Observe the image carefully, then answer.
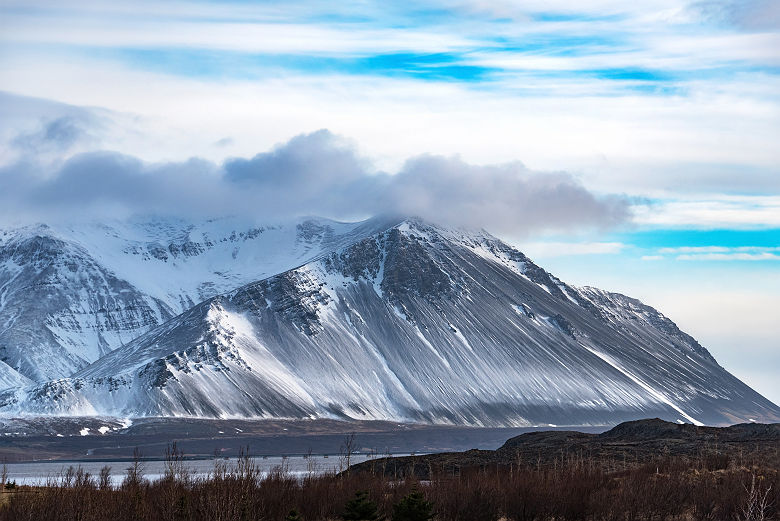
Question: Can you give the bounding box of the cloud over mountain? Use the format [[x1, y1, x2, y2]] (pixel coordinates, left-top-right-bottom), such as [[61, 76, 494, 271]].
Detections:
[[0, 127, 630, 235]]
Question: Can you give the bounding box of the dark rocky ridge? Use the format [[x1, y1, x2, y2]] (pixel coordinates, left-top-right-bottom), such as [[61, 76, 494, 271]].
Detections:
[[349, 418, 780, 478]]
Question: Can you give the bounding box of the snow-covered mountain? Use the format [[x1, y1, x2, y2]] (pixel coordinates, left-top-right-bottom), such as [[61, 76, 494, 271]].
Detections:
[[1, 217, 777, 426], [0, 216, 397, 382]]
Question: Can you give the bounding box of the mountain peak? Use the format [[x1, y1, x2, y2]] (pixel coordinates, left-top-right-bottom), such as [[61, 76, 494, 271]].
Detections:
[[1, 215, 777, 425]]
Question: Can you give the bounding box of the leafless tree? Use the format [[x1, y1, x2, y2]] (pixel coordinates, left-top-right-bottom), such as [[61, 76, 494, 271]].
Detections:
[[123, 447, 146, 489], [164, 441, 190, 484], [305, 448, 317, 478], [739, 473, 773, 521], [99, 465, 112, 490], [340, 432, 356, 474]]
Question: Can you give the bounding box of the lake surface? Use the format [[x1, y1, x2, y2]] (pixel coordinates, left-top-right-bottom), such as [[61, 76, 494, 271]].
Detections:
[[4, 454, 397, 486]]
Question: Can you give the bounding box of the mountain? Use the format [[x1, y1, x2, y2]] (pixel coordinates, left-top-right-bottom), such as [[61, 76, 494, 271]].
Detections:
[[0, 216, 397, 382], [1, 217, 777, 426]]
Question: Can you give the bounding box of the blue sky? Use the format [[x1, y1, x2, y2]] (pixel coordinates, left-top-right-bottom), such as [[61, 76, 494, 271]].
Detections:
[[0, 0, 778, 403]]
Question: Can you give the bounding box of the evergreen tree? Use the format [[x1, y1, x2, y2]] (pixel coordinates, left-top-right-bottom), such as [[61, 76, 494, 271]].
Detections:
[[342, 490, 382, 521], [285, 509, 303, 521], [392, 488, 434, 521]]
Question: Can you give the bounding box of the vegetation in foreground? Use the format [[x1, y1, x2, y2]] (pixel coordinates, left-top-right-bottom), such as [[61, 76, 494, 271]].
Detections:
[[0, 443, 777, 521]]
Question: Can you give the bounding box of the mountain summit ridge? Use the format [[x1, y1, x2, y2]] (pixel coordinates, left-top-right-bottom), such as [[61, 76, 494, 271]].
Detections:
[[0, 213, 780, 426], [0, 215, 776, 426]]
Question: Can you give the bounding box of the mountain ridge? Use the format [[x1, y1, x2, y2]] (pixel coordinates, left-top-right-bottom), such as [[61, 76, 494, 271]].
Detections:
[[1, 216, 776, 426], [0, 215, 402, 382]]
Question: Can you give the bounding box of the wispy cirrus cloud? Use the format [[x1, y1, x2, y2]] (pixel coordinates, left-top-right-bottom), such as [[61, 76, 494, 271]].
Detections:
[[1, 0, 778, 195], [676, 252, 780, 261], [666, 246, 780, 261], [632, 197, 780, 229], [692, 0, 780, 30], [639, 246, 780, 261], [658, 245, 780, 253]]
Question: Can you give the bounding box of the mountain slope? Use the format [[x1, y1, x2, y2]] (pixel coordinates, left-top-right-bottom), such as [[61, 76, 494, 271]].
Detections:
[[0, 216, 397, 382], [3, 218, 777, 426]]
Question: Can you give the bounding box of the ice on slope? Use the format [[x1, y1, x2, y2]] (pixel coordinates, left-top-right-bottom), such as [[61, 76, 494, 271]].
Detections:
[[0, 361, 31, 390]]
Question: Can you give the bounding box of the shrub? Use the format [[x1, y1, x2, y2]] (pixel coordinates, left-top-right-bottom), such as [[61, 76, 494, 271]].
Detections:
[[342, 490, 382, 521], [392, 488, 434, 521], [285, 509, 303, 521]]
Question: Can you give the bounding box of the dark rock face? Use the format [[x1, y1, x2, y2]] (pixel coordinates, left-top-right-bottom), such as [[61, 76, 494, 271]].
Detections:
[[296, 220, 334, 245], [549, 314, 577, 338], [232, 271, 331, 335], [596, 417, 701, 441], [324, 237, 382, 282], [380, 229, 452, 302]]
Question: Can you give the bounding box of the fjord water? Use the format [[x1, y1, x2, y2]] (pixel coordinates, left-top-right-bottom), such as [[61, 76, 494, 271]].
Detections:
[[4, 454, 387, 487]]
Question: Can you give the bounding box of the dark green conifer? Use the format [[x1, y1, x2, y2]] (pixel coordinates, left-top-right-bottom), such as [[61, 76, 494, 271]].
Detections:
[[285, 509, 303, 521], [342, 490, 382, 520], [392, 488, 434, 521]]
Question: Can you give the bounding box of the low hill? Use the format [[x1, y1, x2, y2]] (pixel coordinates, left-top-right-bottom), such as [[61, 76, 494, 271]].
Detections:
[[349, 418, 780, 478]]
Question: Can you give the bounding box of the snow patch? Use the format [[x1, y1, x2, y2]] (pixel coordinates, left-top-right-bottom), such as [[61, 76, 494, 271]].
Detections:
[[582, 345, 704, 426]]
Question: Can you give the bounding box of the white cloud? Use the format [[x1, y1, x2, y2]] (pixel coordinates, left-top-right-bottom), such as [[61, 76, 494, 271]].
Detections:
[[0, 15, 477, 56], [659, 246, 780, 254], [2, 55, 777, 190], [642, 246, 780, 262], [514, 241, 626, 258], [632, 196, 780, 229], [692, 0, 780, 30], [0, 125, 631, 234], [676, 252, 780, 261], [1, 0, 779, 191]]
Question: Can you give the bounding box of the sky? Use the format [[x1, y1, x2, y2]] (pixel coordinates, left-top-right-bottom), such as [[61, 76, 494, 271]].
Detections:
[[0, 0, 778, 404]]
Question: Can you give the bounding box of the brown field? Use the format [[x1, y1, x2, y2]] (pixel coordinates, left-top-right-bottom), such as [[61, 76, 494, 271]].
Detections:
[[0, 442, 776, 521]]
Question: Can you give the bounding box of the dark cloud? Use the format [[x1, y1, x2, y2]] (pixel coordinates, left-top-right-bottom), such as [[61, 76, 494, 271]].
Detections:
[[224, 130, 371, 197], [12, 115, 89, 152], [26, 152, 225, 219], [386, 155, 629, 233], [0, 129, 631, 235], [3, 92, 107, 155]]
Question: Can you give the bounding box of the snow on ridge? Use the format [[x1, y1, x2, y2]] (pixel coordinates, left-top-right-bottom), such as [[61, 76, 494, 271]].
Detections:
[[0, 215, 404, 383], [1, 215, 777, 425]]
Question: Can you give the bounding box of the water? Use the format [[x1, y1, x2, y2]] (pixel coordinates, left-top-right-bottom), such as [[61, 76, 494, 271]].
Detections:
[[3, 454, 395, 486]]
